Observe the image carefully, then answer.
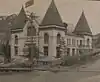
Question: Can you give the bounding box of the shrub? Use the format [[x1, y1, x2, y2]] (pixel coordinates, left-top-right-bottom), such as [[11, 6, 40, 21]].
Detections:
[[61, 52, 99, 66], [62, 55, 79, 66]]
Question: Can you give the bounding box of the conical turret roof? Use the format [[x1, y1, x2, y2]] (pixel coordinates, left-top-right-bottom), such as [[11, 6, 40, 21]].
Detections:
[[11, 6, 27, 30], [73, 11, 92, 35], [40, 0, 64, 26]]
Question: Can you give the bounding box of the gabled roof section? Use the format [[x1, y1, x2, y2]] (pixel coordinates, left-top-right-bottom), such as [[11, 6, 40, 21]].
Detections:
[[40, 0, 64, 26], [73, 11, 92, 35], [11, 6, 27, 30]]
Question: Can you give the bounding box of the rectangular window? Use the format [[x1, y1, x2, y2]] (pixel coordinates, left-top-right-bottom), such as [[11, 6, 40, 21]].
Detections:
[[56, 47, 60, 58], [15, 39, 18, 44], [77, 40, 78, 46], [72, 48, 75, 56], [44, 46, 48, 56], [80, 40, 82, 46], [44, 39, 48, 44], [72, 39, 75, 46], [14, 46, 18, 55], [67, 39, 69, 45], [67, 38, 71, 45], [15, 35, 18, 45], [44, 33, 49, 44], [69, 39, 71, 45], [67, 48, 70, 56]]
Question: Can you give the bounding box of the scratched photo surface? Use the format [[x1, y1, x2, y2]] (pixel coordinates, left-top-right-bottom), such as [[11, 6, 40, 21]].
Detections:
[[0, 0, 100, 82]]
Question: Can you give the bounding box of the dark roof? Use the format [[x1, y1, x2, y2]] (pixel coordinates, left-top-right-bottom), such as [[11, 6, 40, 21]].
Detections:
[[40, 0, 64, 26], [73, 11, 92, 36], [0, 20, 8, 32], [0, 19, 11, 41], [11, 6, 27, 30]]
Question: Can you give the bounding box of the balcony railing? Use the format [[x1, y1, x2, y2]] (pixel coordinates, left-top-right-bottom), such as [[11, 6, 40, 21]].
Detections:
[[78, 45, 90, 49], [25, 36, 37, 44]]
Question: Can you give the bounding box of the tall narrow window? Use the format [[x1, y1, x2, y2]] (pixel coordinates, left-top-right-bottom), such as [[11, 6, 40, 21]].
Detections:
[[15, 35, 18, 45], [27, 26, 36, 36], [87, 38, 90, 46], [77, 40, 78, 46], [72, 48, 75, 56], [72, 39, 75, 46], [56, 47, 60, 58], [67, 48, 70, 56], [44, 46, 48, 56], [14, 46, 18, 55], [44, 33, 49, 44], [57, 33, 61, 44], [67, 39, 69, 45], [69, 39, 71, 45], [67, 38, 71, 45], [80, 40, 82, 46]]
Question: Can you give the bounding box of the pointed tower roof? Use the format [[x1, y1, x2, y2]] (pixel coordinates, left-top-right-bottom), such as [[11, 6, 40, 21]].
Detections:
[[11, 6, 27, 30], [73, 11, 92, 35], [40, 0, 64, 26]]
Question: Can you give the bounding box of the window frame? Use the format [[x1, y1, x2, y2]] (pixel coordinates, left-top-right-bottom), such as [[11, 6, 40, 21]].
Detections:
[[15, 35, 18, 45], [44, 33, 49, 44]]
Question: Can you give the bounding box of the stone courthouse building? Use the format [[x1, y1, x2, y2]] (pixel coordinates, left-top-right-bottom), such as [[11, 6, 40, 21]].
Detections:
[[10, 0, 93, 58]]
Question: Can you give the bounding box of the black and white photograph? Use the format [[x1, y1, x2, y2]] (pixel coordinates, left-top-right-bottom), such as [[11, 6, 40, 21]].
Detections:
[[0, 0, 100, 82]]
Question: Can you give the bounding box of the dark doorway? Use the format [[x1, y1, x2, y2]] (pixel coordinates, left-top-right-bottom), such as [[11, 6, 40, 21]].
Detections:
[[72, 48, 75, 56]]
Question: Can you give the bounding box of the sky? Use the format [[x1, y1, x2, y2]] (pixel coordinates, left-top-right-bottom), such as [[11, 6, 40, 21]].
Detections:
[[0, 0, 100, 35]]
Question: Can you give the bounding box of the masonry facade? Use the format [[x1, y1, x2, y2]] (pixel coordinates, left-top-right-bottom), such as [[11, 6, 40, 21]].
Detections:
[[10, 0, 92, 58]]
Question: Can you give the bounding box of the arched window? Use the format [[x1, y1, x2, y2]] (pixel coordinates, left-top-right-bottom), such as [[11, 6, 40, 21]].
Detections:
[[27, 26, 36, 36], [57, 33, 61, 44], [44, 33, 49, 44], [87, 38, 90, 46], [15, 35, 18, 44]]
